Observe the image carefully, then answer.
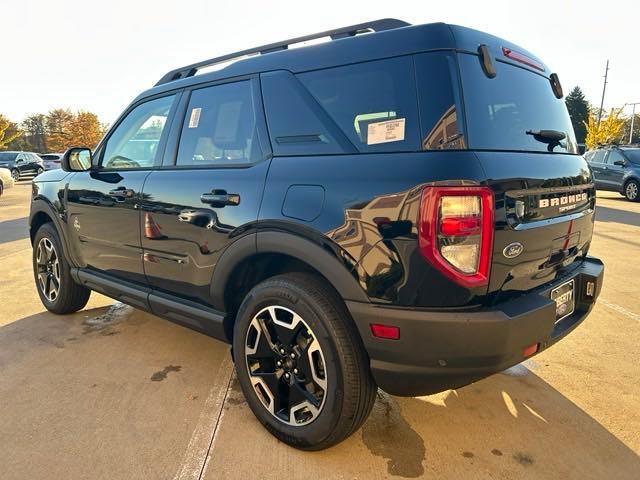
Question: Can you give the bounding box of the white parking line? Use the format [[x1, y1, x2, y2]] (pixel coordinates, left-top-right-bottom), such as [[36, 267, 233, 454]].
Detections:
[[599, 298, 640, 323], [173, 353, 234, 480]]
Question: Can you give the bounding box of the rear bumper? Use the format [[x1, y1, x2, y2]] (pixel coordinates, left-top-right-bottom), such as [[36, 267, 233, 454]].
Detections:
[[347, 256, 604, 396]]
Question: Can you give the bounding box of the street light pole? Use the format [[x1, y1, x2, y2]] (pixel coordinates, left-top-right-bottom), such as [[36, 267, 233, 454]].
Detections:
[[629, 103, 640, 144], [597, 60, 609, 127]]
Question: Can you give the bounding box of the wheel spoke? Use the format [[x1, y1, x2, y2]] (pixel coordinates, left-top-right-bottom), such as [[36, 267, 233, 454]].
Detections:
[[245, 305, 328, 427], [272, 320, 305, 349], [44, 275, 52, 297]]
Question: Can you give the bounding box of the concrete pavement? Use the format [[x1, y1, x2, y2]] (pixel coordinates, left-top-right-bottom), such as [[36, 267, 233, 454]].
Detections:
[[0, 182, 638, 479]]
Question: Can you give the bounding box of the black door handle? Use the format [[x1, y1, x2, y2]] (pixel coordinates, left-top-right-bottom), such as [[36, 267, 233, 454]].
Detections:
[[201, 190, 240, 207], [108, 187, 135, 198]]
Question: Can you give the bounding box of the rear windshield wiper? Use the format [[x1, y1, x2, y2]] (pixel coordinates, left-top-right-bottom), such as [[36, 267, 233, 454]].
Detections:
[[526, 129, 566, 152]]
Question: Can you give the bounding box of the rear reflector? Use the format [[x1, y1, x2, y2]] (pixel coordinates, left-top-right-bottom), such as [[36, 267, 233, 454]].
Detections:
[[523, 343, 539, 358], [370, 324, 400, 340]]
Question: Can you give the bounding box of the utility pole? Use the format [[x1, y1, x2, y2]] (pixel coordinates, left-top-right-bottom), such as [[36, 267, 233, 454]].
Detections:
[[597, 60, 609, 127], [629, 102, 640, 144]]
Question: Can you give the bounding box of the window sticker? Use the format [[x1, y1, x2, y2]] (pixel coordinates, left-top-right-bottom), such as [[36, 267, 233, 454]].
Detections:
[[188, 107, 202, 128], [367, 118, 405, 145]]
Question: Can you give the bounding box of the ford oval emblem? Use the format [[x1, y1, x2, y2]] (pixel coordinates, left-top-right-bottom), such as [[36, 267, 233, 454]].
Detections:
[[503, 242, 524, 259]]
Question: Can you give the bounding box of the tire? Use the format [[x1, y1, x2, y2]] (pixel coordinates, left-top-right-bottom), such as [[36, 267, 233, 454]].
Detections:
[[0, 181, 3, 197], [233, 272, 376, 450], [36, 167, 44, 176], [33, 222, 91, 314], [624, 179, 640, 202], [11, 169, 20, 182]]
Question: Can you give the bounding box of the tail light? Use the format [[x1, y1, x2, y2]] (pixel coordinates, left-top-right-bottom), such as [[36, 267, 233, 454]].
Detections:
[[418, 186, 494, 288]]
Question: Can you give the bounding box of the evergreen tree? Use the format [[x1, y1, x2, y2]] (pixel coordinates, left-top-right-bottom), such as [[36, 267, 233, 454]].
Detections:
[[565, 86, 590, 144]]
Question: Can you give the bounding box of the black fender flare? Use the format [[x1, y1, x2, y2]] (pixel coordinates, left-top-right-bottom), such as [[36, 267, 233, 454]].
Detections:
[[29, 197, 79, 267], [209, 230, 370, 311]]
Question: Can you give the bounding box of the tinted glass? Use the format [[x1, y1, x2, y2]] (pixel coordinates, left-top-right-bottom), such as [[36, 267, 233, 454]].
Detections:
[[176, 81, 261, 166], [299, 56, 420, 152], [0, 152, 18, 162], [459, 53, 577, 154], [623, 149, 640, 164], [606, 150, 625, 165], [102, 94, 175, 169], [591, 150, 606, 163], [41, 154, 61, 160], [414, 52, 464, 150], [261, 70, 348, 156]]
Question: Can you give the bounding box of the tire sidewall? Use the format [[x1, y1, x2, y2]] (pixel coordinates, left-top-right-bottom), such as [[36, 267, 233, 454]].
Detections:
[[233, 279, 346, 447], [625, 180, 640, 202], [11, 169, 19, 182], [33, 223, 69, 311]]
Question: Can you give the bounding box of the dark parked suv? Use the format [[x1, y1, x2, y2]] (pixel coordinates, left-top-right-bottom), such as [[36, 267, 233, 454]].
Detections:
[[0, 151, 44, 181], [585, 145, 640, 201], [30, 19, 604, 449]]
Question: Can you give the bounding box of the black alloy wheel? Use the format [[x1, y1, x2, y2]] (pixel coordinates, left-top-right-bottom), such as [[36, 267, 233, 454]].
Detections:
[[233, 273, 376, 450], [245, 305, 328, 426]]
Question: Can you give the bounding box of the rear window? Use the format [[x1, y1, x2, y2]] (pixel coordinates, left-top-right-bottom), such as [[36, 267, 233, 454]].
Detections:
[[298, 56, 420, 152], [458, 53, 577, 154]]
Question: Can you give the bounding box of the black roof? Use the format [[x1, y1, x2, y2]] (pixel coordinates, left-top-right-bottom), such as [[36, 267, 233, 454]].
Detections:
[[134, 20, 549, 102]]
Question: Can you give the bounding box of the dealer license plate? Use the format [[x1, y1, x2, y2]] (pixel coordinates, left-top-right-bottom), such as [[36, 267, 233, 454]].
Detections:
[[551, 280, 575, 323]]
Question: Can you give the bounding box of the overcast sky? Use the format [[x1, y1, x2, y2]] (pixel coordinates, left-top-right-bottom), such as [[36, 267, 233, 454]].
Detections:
[[3, 0, 638, 125]]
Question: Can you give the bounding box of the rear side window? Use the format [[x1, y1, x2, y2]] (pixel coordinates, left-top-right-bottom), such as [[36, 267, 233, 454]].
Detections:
[[176, 81, 262, 166], [590, 150, 606, 163], [414, 52, 465, 150], [298, 56, 420, 152]]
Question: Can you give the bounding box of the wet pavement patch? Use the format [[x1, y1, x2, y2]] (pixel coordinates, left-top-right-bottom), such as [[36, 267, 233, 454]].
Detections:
[[362, 391, 426, 478], [513, 452, 534, 466], [150, 365, 182, 382], [82, 303, 133, 334]]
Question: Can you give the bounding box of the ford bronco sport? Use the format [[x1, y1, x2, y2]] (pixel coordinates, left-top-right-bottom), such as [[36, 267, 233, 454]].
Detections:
[[30, 19, 604, 449]]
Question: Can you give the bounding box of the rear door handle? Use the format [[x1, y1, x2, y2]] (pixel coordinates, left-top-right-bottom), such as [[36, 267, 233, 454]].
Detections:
[[200, 190, 240, 207]]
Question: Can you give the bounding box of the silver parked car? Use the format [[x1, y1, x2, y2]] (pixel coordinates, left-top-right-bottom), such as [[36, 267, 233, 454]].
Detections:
[[0, 167, 15, 196]]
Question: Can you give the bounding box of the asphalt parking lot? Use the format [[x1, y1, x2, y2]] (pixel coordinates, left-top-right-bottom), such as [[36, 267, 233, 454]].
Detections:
[[0, 181, 638, 480]]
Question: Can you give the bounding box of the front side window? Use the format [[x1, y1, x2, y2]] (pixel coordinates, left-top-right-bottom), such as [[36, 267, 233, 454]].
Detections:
[[606, 150, 625, 165], [101, 95, 175, 169], [176, 81, 261, 166], [298, 56, 420, 152]]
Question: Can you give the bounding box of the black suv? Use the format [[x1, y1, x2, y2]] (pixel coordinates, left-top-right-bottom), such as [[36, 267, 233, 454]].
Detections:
[[0, 151, 45, 181], [30, 20, 604, 449], [585, 145, 640, 201]]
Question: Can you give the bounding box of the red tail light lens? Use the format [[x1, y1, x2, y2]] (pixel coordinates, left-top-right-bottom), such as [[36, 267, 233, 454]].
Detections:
[[502, 47, 545, 72], [418, 186, 494, 288]]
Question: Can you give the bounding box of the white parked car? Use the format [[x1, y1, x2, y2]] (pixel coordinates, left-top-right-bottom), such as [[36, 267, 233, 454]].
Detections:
[[0, 167, 15, 196], [40, 153, 64, 171]]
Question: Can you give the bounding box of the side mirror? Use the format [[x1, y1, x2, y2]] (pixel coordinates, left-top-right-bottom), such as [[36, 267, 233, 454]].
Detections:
[[61, 147, 93, 172], [614, 160, 626, 167]]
